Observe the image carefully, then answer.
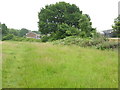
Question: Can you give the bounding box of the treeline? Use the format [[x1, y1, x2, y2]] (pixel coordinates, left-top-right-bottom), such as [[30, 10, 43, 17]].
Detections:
[[0, 23, 40, 41]]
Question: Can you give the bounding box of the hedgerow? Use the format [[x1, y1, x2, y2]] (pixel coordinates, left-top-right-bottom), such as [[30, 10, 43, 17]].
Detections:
[[52, 36, 119, 50]]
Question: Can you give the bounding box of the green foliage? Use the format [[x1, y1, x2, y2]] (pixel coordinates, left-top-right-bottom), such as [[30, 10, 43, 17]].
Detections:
[[12, 36, 25, 41], [2, 34, 14, 41], [19, 28, 29, 37], [58, 23, 80, 36], [39, 2, 81, 30], [9, 28, 19, 36], [78, 14, 96, 37], [40, 23, 80, 42], [0, 23, 17, 40], [96, 41, 119, 50], [1, 23, 8, 36], [0, 23, 2, 40], [53, 36, 119, 50], [40, 23, 95, 42], [0, 23, 2, 34], [112, 15, 120, 37], [12, 36, 41, 42], [0, 23, 41, 42], [0, 23, 28, 40], [38, 2, 96, 40], [32, 31, 41, 34], [41, 35, 49, 42], [49, 23, 80, 41]]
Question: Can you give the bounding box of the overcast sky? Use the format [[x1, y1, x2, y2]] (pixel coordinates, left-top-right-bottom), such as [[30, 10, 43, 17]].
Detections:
[[0, 0, 119, 32]]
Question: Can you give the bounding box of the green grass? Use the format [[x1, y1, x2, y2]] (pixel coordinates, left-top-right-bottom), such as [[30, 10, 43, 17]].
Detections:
[[2, 41, 118, 88]]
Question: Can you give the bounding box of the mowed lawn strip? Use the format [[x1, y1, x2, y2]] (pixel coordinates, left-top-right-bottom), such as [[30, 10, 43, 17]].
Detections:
[[2, 41, 118, 88]]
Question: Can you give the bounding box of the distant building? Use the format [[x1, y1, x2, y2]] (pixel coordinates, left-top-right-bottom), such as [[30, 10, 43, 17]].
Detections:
[[102, 29, 114, 37], [26, 32, 40, 39]]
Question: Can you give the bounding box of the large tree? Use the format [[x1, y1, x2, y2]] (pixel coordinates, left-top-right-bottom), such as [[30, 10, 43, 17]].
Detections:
[[38, 2, 95, 40], [112, 15, 120, 37]]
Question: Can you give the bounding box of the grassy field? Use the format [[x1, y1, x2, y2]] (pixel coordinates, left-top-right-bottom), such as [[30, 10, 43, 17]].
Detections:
[[2, 41, 118, 88]]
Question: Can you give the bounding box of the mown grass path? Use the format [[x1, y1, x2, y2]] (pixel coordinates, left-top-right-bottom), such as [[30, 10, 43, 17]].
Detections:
[[2, 41, 118, 88]]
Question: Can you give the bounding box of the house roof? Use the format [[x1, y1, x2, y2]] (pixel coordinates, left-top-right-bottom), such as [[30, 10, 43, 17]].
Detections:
[[102, 29, 113, 33], [26, 32, 40, 36]]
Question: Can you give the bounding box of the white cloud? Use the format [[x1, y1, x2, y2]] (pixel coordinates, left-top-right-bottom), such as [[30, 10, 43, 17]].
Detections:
[[0, 0, 119, 31]]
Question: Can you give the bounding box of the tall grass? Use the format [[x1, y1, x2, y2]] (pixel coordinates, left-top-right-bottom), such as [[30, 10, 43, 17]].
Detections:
[[2, 41, 118, 88]]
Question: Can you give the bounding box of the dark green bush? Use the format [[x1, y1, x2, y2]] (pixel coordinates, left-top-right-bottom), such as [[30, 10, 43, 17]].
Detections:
[[41, 35, 49, 42], [2, 34, 14, 41], [96, 42, 119, 50]]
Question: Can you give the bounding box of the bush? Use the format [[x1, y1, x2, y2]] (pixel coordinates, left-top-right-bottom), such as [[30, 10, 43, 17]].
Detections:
[[96, 42, 119, 50], [12, 36, 41, 42], [12, 36, 25, 41], [53, 36, 102, 46], [53, 36, 120, 50], [2, 34, 14, 41], [41, 35, 49, 42]]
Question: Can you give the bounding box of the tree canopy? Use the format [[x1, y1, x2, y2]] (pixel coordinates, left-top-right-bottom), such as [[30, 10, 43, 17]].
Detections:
[[0, 22, 34, 40], [112, 15, 120, 37], [18, 28, 29, 37], [38, 2, 96, 40]]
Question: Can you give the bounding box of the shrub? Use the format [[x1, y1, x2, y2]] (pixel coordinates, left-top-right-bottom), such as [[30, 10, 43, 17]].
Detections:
[[96, 41, 119, 50], [53, 36, 120, 50], [2, 34, 14, 41], [12, 36, 41, 42], [41, 35, 49, 42], [12, 36, 25, 41]]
